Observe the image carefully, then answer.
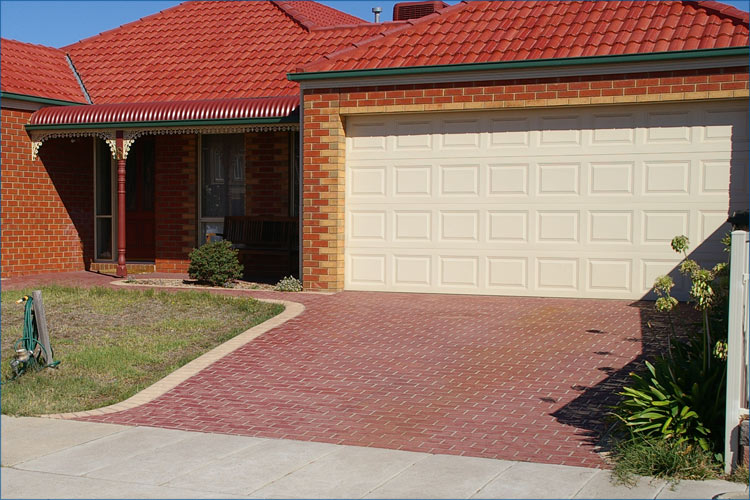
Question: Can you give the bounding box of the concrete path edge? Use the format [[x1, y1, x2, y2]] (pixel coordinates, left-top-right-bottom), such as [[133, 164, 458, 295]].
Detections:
[[40, 297, 305, 420]]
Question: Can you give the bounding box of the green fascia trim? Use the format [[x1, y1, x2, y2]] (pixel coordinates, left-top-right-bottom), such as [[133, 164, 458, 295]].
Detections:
[[25, 115, 298, 131], [288, 47, 749, 81], [0, 91, 86, 106]]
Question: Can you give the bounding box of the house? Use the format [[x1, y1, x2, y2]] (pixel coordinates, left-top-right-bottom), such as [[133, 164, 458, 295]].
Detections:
[[1, 0, 748, 300]]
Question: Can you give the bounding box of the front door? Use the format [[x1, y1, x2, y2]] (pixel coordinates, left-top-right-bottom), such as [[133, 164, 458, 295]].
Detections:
[[125, 136, 155, 260]]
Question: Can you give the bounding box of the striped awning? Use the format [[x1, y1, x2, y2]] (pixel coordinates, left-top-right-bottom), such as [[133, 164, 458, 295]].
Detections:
[[27, 95, 299, 128]]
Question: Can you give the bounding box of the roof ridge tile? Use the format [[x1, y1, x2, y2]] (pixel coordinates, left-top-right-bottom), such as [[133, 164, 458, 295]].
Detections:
[[686, 0, 750, 24]]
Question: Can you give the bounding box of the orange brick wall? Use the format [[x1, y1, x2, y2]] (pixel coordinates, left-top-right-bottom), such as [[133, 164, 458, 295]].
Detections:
[[1, 107, 94, 277], [245, 131, 290, 216], [1, 121, 297, 276], [301, 66, 750, 291], [154, 134, 197, 273]]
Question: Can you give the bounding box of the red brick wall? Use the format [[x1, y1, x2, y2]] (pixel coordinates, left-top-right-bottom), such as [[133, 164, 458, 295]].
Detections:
[[1, 124, 297, 276], [154, 134, 197, 273], [245, 131, 291, 216], [302, 66, 750, 291], [1, 107, 94, 277]]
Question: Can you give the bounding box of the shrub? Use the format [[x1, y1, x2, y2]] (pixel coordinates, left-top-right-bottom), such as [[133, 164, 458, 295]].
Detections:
[[611, 438, 721, 485], [188, 240, 243, 287], [274, 276, 302, 292], [612, 234, 730, 458], [613, 339, 725, 452]]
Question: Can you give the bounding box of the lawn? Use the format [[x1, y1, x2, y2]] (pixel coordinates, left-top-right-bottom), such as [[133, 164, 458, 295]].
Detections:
[[0, 286, 283, 416]]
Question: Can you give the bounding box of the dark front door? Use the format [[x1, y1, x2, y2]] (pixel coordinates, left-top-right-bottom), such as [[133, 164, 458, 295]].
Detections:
[[125, 137, 155, 260]]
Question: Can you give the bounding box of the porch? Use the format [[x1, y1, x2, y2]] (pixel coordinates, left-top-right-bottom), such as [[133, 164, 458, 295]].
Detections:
[[22, 97, 301, 281]]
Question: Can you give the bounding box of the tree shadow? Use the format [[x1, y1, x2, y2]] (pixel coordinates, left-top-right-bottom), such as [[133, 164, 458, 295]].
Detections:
[[551, 302, 701, 455]]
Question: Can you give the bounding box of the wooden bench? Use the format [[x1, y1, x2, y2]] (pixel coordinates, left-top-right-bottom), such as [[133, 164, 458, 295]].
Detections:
[[207, 216, 298, 280]]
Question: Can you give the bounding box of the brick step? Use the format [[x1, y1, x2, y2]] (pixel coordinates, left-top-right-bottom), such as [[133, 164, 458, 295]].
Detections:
[[90, 262, 156, 275]]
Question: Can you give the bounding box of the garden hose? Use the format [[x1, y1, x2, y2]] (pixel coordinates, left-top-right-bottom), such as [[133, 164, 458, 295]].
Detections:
[[3, 296, 60, 383]]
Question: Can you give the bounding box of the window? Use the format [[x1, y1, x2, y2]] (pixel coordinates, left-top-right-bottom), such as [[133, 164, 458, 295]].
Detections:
[[200, 134, 245, 242], [94, 139, 114, 260]]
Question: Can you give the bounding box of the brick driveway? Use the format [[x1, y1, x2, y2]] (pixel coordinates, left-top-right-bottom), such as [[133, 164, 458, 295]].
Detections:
[[5, 272, 662, 468]]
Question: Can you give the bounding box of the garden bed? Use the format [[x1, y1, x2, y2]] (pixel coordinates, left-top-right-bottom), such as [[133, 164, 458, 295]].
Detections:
[[0, 285, 282, 415], [121, 278, 275, 291]]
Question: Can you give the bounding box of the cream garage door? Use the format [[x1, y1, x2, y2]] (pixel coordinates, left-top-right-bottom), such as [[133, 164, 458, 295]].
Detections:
[[344, 102, 748, 299]]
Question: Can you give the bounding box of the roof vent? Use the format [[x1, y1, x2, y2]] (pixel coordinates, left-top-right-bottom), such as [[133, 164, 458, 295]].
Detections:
[[392, 1, 448, 21]]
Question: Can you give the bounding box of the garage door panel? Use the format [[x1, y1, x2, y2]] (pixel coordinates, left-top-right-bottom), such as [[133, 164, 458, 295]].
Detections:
[[348, 165, 387, 198], [348, 254, 386, 286], [487, 257, 529, 290], [393, 120, 434, 150], [393, 254, 432, 287], [488, 211, 528, 242], [588, 211, 634, 243], [587, 259, 633, 293], [393, 165, 432, 197], [536, 211, 580, 243], [345, 103, 748, 299], [439, 164, 480, 196], [537, 163, 581, 195], [488, 163, 529, 195], [642, 210, 690, 244]]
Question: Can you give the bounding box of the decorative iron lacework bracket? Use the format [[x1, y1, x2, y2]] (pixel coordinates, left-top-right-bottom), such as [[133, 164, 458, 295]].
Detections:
[[29, 123, 299, 160]]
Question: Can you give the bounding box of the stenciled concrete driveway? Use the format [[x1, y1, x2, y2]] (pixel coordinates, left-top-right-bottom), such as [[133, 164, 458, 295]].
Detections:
[[5, 272, 666, 468]]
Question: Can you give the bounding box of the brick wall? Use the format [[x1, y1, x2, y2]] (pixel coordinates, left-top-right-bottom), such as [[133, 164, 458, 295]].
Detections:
[[1, 107, 94, 277], [154, 134, 197, 273], [302, 66, 750, 291], [245, 131, 291, 216], [1, 123, 297, 276]]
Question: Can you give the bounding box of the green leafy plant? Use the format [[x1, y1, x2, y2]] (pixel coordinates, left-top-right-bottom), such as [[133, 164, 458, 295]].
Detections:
[[274, 276, 302, 292], [611, 437, 721, 486], [188, 240, 243, 287], [612, 234, 730, 457], [614, 338, 726, 452]]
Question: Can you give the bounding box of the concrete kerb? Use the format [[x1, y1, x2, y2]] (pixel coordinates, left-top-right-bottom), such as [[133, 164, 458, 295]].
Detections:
[[40, 296, 305, 420]]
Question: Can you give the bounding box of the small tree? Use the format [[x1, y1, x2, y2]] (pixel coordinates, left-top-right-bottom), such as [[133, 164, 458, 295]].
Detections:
[[188, 240, 243, 287]]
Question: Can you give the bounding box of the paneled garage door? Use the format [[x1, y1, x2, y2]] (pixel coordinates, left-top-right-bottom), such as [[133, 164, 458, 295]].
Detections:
[[344, 102, 748, 299]]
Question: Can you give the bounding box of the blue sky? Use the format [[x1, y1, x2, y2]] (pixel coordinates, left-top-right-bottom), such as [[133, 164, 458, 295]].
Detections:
[[1, 0, 748, 48]]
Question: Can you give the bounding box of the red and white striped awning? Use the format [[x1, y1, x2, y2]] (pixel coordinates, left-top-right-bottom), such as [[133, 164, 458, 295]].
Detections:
[[28, 95, 299, 127]]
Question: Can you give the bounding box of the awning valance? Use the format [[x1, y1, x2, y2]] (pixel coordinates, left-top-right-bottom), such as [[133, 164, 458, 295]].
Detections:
[[26, 96, 300, 159], [27, 95, 299, 128]]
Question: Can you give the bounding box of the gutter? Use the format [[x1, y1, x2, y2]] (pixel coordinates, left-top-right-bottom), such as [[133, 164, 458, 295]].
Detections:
[[288, 47, 749, 81], [0, 92, 86, 107], [25, 115, 299, 131], [65, 54, 93, 104]]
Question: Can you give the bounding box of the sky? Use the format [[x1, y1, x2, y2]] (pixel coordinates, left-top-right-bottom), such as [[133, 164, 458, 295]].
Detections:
[[1, 0, 749, 48]]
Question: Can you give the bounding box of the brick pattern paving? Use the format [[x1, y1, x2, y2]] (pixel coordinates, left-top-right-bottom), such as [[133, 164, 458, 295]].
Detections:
[[3, 272, 666, 467]]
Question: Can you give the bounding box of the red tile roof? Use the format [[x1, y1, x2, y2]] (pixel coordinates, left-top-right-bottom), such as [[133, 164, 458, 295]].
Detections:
[[64, 1, 390, 104], [300, 1, 750, 73], [273, 0, 367, 28], [0, 38, 87, 103]]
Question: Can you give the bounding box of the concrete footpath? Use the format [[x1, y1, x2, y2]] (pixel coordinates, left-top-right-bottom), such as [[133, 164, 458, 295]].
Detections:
[[2, 416, 747, 499]]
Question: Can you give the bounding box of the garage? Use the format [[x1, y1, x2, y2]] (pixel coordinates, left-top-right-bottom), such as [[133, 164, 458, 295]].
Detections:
[[344, 102, 748, 299]]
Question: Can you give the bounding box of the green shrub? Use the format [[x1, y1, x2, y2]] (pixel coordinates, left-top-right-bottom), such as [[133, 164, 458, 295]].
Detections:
[[613, 234, 730, 457], [611, 438, 721, 485], [613, 338, 726, 452], [188, 240, 243, 287], [274, 276, 302, 292]]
